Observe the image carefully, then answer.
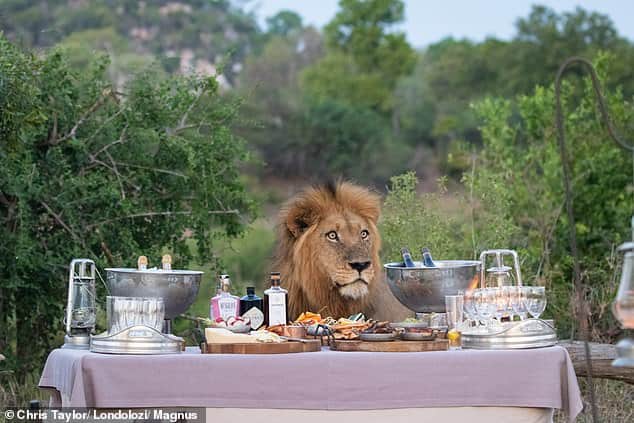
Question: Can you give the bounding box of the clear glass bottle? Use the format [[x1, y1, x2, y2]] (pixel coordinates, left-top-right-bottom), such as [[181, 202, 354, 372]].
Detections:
[[210, 275, 240, 321], [240, 287, 264, 329], [264, 272, 288, 326]]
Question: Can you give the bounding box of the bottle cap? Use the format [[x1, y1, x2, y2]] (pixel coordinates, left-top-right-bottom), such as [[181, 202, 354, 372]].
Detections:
[[270, 272, 281, 286], [137, 256, 148, 270], [401, 247, 411, 254], [161, 254, 172, 270], [246, 286, 255, 295]]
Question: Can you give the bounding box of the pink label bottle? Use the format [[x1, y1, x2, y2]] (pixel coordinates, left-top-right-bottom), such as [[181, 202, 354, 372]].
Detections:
[[210, 274, 240, 321]]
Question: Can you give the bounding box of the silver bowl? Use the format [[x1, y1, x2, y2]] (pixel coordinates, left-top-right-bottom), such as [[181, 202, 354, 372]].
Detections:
[[105, 268, 203, 319], [384, 260, 481, 313]]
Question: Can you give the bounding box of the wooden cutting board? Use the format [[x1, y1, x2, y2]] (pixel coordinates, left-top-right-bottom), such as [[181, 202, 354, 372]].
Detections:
[[332, 339, 448, 352], [203, 339, 321, 354]]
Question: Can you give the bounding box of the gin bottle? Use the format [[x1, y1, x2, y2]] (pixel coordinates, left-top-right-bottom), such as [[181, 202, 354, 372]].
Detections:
[[264, 272, 288, 326], [240, 287, 264, 330], [210, 275, 240, 321]]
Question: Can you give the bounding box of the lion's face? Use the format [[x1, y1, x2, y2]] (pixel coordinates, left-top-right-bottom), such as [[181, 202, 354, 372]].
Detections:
[[274, 182, 382, 318], [307, 211, 377, 300]]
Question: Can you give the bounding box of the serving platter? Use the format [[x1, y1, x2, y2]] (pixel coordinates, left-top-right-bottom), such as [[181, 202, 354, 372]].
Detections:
[[331, 339, 448, 352], [202, 339, 321, 354]]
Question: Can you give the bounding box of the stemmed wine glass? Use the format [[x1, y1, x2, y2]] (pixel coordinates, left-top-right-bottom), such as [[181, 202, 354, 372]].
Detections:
[[462, 289, 477, 328], [523, 286, 547, 319], [473, 288, 496, 330], [508, 286, 526, 320], [493, 287, 510, 322]]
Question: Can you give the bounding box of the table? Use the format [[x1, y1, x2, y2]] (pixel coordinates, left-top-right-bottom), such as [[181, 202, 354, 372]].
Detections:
[[39, 346, 582, 422]]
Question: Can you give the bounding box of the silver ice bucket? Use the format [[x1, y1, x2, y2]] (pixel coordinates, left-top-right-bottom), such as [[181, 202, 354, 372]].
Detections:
[[105, 268, 202, 319], [384, 260, 481, 313]]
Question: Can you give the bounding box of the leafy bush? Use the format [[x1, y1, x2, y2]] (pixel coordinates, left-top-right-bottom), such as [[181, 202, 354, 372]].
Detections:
[[472, 54, 631, 339], [0, 36, 255, 376], [381, 54, 632, 341], [380, 171, 518, 263]]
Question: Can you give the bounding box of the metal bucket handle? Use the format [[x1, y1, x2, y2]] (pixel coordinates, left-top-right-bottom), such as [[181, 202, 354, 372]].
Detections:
[[478, 250, 523, 288]]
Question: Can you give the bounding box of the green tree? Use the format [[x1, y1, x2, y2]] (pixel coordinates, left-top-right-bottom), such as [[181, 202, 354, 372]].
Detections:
[[324, 0, 415, 90], [236, 27, 323, 176], [0, 36, 255, 376], [305, 0, 415, 112], [266, 10, 303, 37]]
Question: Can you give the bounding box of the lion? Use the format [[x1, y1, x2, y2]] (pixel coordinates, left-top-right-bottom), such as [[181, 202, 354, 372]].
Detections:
[[272, 181, 410, 322]]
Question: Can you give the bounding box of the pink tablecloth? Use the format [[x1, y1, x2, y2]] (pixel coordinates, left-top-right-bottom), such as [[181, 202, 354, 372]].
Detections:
[[39, 346, 582, 420]]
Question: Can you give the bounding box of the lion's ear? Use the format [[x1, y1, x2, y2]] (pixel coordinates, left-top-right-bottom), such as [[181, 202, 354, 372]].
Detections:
[[284, 200, 319, 238]]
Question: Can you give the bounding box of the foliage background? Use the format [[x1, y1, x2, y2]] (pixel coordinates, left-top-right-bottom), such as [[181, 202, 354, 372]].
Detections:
[[1, 0, 633, 418]]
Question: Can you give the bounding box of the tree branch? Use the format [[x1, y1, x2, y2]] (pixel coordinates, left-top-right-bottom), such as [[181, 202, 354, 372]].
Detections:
[[40, 201, 85, 248], [85, 209, 240, 229], [50, 88, 115, 145]]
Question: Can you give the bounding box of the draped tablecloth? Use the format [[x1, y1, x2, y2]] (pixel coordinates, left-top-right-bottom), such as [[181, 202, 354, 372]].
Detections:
[[39, 346, 582, 421]]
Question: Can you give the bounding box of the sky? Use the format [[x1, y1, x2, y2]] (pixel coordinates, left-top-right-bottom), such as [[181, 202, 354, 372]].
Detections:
[[245, 0, 634, 48]]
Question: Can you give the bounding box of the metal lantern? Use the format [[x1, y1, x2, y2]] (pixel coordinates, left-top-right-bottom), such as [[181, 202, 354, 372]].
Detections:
[[479, 250, 522, 288], [613, 240, 634, 367], [63, 259, 97, 349]]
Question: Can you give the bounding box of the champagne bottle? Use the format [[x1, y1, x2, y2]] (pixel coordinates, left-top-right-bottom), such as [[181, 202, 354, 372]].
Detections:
[[421, 247, 437, 267], [401, 247, 416, 267]]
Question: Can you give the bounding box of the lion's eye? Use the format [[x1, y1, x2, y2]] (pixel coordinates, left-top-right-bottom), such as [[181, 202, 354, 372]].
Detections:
[[326, 231, 339, 241], [361, 230, 369, 240]]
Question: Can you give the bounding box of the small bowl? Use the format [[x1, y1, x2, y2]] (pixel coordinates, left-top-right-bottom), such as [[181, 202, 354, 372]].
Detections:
[[226, 323, 251, 334], [282, 325, 307, 338], [359, 332, 397, 342], [401, 331, 435, 341], [392, 321, 429, 330]]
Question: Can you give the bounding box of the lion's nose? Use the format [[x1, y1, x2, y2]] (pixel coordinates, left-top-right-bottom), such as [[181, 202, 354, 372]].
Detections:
[[349, 261, 371, 273]]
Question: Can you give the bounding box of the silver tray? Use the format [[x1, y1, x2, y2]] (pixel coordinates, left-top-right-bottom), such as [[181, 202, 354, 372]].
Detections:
[[461, 319, 557, 350], [359, 332, 397, 342], [401, 332, 435, 341], [90, 325, 183, 354]]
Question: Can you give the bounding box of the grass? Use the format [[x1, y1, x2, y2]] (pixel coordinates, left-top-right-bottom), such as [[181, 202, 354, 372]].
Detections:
[[554, 378, 633, 422]]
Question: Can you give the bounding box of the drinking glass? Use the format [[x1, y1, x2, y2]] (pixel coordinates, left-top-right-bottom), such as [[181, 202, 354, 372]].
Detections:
[[523, 286, 547, 319], [508, 286, 525, 320], [445, 295, 464, 350], [462, 289, 477, 326], [501, 286, 514, 320], [473, 288, 495, 327], [492, 287, 509, 322]]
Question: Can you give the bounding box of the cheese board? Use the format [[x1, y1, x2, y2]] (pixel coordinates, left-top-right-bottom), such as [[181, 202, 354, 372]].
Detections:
[[202, 338, 321, 354], [331, 339, 448, 352]]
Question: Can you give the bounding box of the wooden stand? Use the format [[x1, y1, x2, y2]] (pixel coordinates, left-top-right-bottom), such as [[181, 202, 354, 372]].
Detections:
[[203, 339, 321, 354], [332, 339, 448, 352]]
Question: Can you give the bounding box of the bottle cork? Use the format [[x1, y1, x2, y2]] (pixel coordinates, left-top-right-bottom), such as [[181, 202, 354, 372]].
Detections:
[[162, 254, 172, 271], [137, 255, 148, 270]]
